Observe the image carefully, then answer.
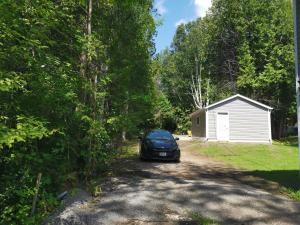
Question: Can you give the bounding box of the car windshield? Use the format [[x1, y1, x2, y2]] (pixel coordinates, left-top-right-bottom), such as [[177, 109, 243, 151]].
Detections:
[[146, 130, 173, 140]]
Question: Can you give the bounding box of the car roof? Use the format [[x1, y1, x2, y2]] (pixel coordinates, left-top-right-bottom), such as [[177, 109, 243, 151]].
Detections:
[[148, 129, 170, 133], [145, 129, 171, 136]]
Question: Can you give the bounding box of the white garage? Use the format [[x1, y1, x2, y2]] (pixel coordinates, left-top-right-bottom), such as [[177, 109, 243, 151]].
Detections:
[[190, 94, 273, 143]]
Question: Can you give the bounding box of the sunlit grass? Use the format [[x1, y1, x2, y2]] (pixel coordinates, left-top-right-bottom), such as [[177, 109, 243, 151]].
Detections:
[[190, 212, 219, 225], [117, 140, 138, 159], [194, 139, 300, 201], [199, 141, 298, 171]]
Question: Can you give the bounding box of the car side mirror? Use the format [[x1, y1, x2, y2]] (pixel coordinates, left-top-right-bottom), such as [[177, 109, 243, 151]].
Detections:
[[175, 137, 179, 141]]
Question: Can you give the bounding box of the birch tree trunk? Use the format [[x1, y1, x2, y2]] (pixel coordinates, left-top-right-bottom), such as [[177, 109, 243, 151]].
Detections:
[[190, 56, 203, 109], [87, 0, 92, 36], [122, 93, 129, 142], [206, 78, 210, 106]]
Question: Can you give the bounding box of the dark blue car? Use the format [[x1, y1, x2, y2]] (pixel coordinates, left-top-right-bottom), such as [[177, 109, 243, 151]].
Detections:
[[138, 129, 180, 162]]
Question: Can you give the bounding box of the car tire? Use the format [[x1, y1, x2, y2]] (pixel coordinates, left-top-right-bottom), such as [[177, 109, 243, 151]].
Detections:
[[175, 158, 180, 163]]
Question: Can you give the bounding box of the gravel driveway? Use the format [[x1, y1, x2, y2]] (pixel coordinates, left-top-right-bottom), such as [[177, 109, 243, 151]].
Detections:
[[50, 141, 300, 225]]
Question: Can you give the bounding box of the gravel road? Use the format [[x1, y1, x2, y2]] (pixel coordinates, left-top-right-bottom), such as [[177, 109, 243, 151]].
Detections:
[[49, 141, 300, 225]]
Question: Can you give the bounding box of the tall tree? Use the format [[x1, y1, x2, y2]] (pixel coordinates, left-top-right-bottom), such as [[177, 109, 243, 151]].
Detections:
[[158, 0, 295, 137], [0, 0, 156, 223]]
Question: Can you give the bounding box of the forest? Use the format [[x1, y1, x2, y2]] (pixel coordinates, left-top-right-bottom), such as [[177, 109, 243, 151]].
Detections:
[[155, 0, 296, 138], [0, 0, 296, 224]]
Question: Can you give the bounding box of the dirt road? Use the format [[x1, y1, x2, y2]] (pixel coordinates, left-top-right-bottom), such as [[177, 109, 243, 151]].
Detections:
[[50, 141, 300, 225]]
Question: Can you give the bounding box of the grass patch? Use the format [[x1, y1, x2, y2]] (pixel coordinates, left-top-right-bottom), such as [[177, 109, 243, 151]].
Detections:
[[89, 141, 138, 194], [190, 212, 219, 225], [285, 188, 300, 200], [194, 139, 300, 200], [117, 140, 138, 159]]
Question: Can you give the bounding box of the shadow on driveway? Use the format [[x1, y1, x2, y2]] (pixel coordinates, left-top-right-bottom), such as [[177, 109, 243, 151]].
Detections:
[[49, 143, 300, 225], [71, 156, 300, 225]]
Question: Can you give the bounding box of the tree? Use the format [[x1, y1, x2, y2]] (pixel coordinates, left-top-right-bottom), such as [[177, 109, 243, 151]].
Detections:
[[158, 0, 295, 138], [191, 56, 203, 109], [0, 0, 156, 223]]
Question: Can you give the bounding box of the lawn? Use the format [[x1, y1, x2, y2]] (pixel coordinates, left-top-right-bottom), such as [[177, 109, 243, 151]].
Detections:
[[117, 141, 138, 159], [195, 138, 300, 200]]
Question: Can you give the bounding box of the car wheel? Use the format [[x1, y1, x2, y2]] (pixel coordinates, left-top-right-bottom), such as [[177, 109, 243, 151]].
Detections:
[[175, 158, 180, 163], [139, 154, 145, 161]]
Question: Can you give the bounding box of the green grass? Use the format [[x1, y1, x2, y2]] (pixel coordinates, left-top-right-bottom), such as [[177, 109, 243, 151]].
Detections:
[[195, 139, 300, 200], [190, 212, 219, 225], [88, 141, 138, 193], [117, 141, 138, 159]]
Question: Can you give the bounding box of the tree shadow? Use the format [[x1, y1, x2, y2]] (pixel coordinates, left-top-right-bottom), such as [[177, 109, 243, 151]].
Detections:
[[49, 155, 300, 225], [250, 170, 300, 190], [276, 136, 298, 147], [86, 157, 300, 224]]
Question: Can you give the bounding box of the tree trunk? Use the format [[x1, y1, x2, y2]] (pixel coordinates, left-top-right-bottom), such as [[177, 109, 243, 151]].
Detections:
[[273, 116, 286, 139], [87, 0, 92, 36], [31, 173, 42, 216], [196, 56, 202, 107], [122, 101, 129, 142], [79, 0, 92, 103], [190, 55, 203, 109], [206, 78, 210, 106]]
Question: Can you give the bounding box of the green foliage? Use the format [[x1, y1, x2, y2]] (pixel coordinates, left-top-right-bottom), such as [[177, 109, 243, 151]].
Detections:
[[157, 0, 295, 138], [151, 54, 193, 133], [0, 0, 156, 223], [174, 107, 191, 134], [0, 116, 53, 149], [103, 0, 156, 138], [154, 94, 175, 129]]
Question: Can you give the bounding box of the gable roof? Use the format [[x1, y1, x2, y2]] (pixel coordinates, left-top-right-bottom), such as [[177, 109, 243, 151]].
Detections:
[[205, 94, 273, 110], [190, 108, 205, 117]]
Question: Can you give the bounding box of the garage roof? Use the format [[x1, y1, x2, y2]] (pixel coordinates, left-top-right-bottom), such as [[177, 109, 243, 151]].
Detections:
[[206, 94, 273, 110]]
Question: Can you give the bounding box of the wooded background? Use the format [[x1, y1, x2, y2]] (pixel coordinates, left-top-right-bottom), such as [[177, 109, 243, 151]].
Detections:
[[154, 0, 295, 138]]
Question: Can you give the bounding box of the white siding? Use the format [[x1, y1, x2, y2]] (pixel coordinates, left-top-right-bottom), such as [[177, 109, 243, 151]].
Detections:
[[207, 97, 270, 142], [208, 112, 216, 139]]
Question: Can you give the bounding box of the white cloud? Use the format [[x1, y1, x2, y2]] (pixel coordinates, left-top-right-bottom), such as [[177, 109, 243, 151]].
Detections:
[[175, 19, 188, 27], [194, 0, 212, 18], [155, 0, 167, 15]]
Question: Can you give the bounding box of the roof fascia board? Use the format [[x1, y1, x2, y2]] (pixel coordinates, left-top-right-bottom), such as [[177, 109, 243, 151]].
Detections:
[[205, 94, 273, 110]]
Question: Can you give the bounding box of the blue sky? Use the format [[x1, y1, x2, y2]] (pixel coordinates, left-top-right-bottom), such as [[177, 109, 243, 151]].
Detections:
[[153, 0, 212, 53]]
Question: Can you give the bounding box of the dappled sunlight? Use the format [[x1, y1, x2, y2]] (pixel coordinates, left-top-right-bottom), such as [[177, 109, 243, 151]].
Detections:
[[185, 140, 300, 202], [51, 141, 300, 224]]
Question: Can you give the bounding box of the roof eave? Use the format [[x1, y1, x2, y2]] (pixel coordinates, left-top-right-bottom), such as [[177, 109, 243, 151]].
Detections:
[[205, 94, 273, 110], [189, 108, 205, 117]]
